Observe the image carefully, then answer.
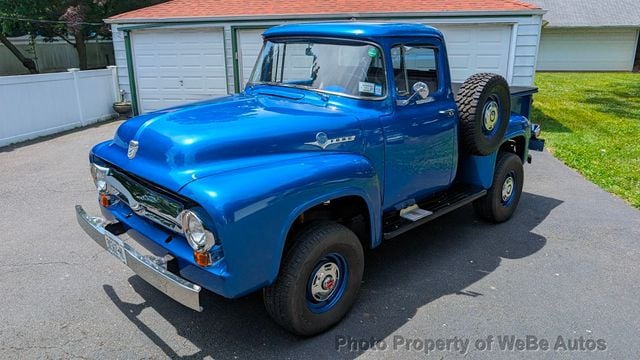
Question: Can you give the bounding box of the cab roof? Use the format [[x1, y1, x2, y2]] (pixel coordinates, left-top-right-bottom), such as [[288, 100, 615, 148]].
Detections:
[[263, 22, 444, 41]]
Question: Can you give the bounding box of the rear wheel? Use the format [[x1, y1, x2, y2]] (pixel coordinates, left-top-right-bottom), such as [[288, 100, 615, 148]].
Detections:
[[263, 222, 364, 336], [474, 152, 524, 222]]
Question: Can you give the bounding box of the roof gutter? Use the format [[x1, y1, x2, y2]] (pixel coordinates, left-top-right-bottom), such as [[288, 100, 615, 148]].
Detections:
[[542, 24, 640, 29], [105, 9, 545, 24]]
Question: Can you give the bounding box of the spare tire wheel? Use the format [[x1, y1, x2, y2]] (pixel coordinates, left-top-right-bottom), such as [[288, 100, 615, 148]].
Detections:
[[456, 73, 511, 155]]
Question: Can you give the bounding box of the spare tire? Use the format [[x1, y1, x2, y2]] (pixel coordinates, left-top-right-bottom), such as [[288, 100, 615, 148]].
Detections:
[[456, 73, 511, 155]]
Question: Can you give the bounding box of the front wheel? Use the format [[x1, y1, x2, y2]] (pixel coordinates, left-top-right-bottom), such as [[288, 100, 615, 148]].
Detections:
[[473, 152, 524, 222], [263, 222, 364, 336]]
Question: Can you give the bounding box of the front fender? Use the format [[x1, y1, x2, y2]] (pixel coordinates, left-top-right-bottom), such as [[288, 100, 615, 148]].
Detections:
[[178, 153, 381, 297]]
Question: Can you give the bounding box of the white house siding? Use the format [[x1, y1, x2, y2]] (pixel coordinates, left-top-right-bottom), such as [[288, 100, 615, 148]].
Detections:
[[0, 36, 114, 76], [111, 24, 133, 102], [512, 16, 544, 85], [110, 14, 542, 112], [537, 28, 640, 71]]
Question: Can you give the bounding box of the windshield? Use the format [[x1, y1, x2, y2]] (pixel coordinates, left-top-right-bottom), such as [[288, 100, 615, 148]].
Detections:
[[248, 39, 387, 99]]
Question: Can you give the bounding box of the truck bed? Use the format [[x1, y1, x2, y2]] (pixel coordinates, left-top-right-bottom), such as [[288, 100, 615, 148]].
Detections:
[[451, 82, 538, 97], [452, 82, 537, 118]]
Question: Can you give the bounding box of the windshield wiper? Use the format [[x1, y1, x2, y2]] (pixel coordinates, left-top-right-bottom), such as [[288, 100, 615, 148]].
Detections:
[[250, 81, 314, 91], [247, 82, 329, 102], [248, 81, 280, 87]]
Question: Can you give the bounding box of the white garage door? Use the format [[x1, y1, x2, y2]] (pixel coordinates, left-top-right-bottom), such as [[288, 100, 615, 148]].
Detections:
[[237, 28, 267, 88], [436, 24, 513, 82], [132, 28, 227, 113], [537, 28, 639, 71], [235, 24, 513, 89]]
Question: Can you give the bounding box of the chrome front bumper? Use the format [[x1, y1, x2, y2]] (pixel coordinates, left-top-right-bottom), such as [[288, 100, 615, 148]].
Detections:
[[75, 205, 202, 311]]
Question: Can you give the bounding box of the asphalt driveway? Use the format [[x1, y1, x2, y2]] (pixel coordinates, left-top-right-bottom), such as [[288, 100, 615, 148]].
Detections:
[[1, 120, 639, 359]]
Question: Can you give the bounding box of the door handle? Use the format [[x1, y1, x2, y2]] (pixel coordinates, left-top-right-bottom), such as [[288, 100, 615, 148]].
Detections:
[[439, 109, 455, 117]]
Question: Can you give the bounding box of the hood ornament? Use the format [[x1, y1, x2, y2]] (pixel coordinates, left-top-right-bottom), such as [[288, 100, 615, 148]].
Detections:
[[127, 140, 139, 159], [305, 132, 355, 150]]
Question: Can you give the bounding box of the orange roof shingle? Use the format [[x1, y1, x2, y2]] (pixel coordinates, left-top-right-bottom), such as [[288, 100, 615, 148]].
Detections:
[[109, 0, 540, 21]]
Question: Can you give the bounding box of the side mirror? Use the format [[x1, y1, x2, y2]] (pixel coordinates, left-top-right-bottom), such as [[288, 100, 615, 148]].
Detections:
[[305, 45, 314, 57], [305, 44, 318, 80], [413, 82, 429, 99], [398, 82, 430, 106]]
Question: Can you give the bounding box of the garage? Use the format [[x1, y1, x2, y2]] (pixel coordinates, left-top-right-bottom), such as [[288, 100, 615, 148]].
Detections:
[[235, 24, 514, 90], [107, 0, 544, 115], [528, 0, 640, 72], [237, 28, 265, 87], [537, 28, 639, 71], [131, 28, 228, 113], [433, 24, 513, 82]]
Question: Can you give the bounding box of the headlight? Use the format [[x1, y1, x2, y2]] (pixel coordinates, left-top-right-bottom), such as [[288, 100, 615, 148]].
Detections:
[[90, 163, 109, 192], [180, 210, 215, 253]]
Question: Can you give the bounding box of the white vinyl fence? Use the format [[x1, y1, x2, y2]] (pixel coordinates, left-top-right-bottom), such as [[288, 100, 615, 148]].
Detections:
[[0, 66, 119, 147]]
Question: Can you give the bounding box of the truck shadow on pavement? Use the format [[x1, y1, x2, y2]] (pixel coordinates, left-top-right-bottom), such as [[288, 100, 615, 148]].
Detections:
[[103, 192, 561, 359]]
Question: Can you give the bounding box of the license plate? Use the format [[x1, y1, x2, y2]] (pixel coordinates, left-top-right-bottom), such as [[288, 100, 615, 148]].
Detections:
[[105, 235, 127, 264]]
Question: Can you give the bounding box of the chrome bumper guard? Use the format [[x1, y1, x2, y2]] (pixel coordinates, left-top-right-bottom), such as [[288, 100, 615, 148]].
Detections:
[[75, 205, 202, 311]]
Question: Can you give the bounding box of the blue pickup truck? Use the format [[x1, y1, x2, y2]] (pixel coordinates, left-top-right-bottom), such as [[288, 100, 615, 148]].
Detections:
[[76, 22, 543, 336]]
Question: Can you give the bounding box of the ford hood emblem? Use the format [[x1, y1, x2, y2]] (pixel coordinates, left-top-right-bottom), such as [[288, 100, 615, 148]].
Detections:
[[127, 140, 139, 159]]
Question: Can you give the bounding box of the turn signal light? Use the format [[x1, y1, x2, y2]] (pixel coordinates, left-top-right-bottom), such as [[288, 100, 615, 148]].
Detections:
[[194, 251, 212, 267], [100, 194, 111, 207]]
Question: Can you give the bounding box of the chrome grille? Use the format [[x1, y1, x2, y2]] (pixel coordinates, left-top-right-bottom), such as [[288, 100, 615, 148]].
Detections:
[[105, 168, 184, 232]]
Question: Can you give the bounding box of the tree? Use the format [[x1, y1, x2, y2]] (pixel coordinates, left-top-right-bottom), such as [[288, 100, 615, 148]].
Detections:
[[0, 0, 166, 72], [0, 32, 38, 73]]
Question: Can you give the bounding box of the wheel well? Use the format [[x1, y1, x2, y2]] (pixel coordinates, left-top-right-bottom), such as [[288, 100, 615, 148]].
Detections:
[[284, 196, 371, 254], [500, 136, 526, 163]]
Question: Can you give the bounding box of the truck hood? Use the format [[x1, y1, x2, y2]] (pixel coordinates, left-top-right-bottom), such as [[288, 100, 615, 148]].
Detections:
[[94, 91, 363, 192]]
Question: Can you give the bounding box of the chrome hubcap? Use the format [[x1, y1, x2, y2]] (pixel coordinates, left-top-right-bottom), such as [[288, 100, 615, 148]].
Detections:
[[310, 262, 340, 301], [483, 101, 499, 131], [502, 176, 514, 202]]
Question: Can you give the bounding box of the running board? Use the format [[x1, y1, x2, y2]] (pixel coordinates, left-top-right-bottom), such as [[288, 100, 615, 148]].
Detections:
[[383, 187, 487, 239]]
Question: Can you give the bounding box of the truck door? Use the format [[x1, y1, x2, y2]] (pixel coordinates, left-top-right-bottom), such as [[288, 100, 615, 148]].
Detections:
[[382, 41, 458, 211]]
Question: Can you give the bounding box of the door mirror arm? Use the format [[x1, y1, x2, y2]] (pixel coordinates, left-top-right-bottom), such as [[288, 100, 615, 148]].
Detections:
[[397, 82, 429, 106]]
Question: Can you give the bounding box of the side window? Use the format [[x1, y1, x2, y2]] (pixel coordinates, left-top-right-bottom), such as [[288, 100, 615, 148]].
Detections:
[[391, 45, 439, 97]]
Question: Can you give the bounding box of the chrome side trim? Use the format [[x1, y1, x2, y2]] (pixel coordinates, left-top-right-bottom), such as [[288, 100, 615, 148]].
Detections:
[[304, 132, 356, 150], [75, 205, 202, 312]]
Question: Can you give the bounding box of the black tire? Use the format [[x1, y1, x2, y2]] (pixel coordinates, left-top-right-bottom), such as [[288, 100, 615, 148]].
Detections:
[[263, 222, 364, 336], [456, 73, 511, 155], [473, 152, 524, 222]]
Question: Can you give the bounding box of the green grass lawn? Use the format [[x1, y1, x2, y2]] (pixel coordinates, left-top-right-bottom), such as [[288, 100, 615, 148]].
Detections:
[[532, 72, 640, 208]]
